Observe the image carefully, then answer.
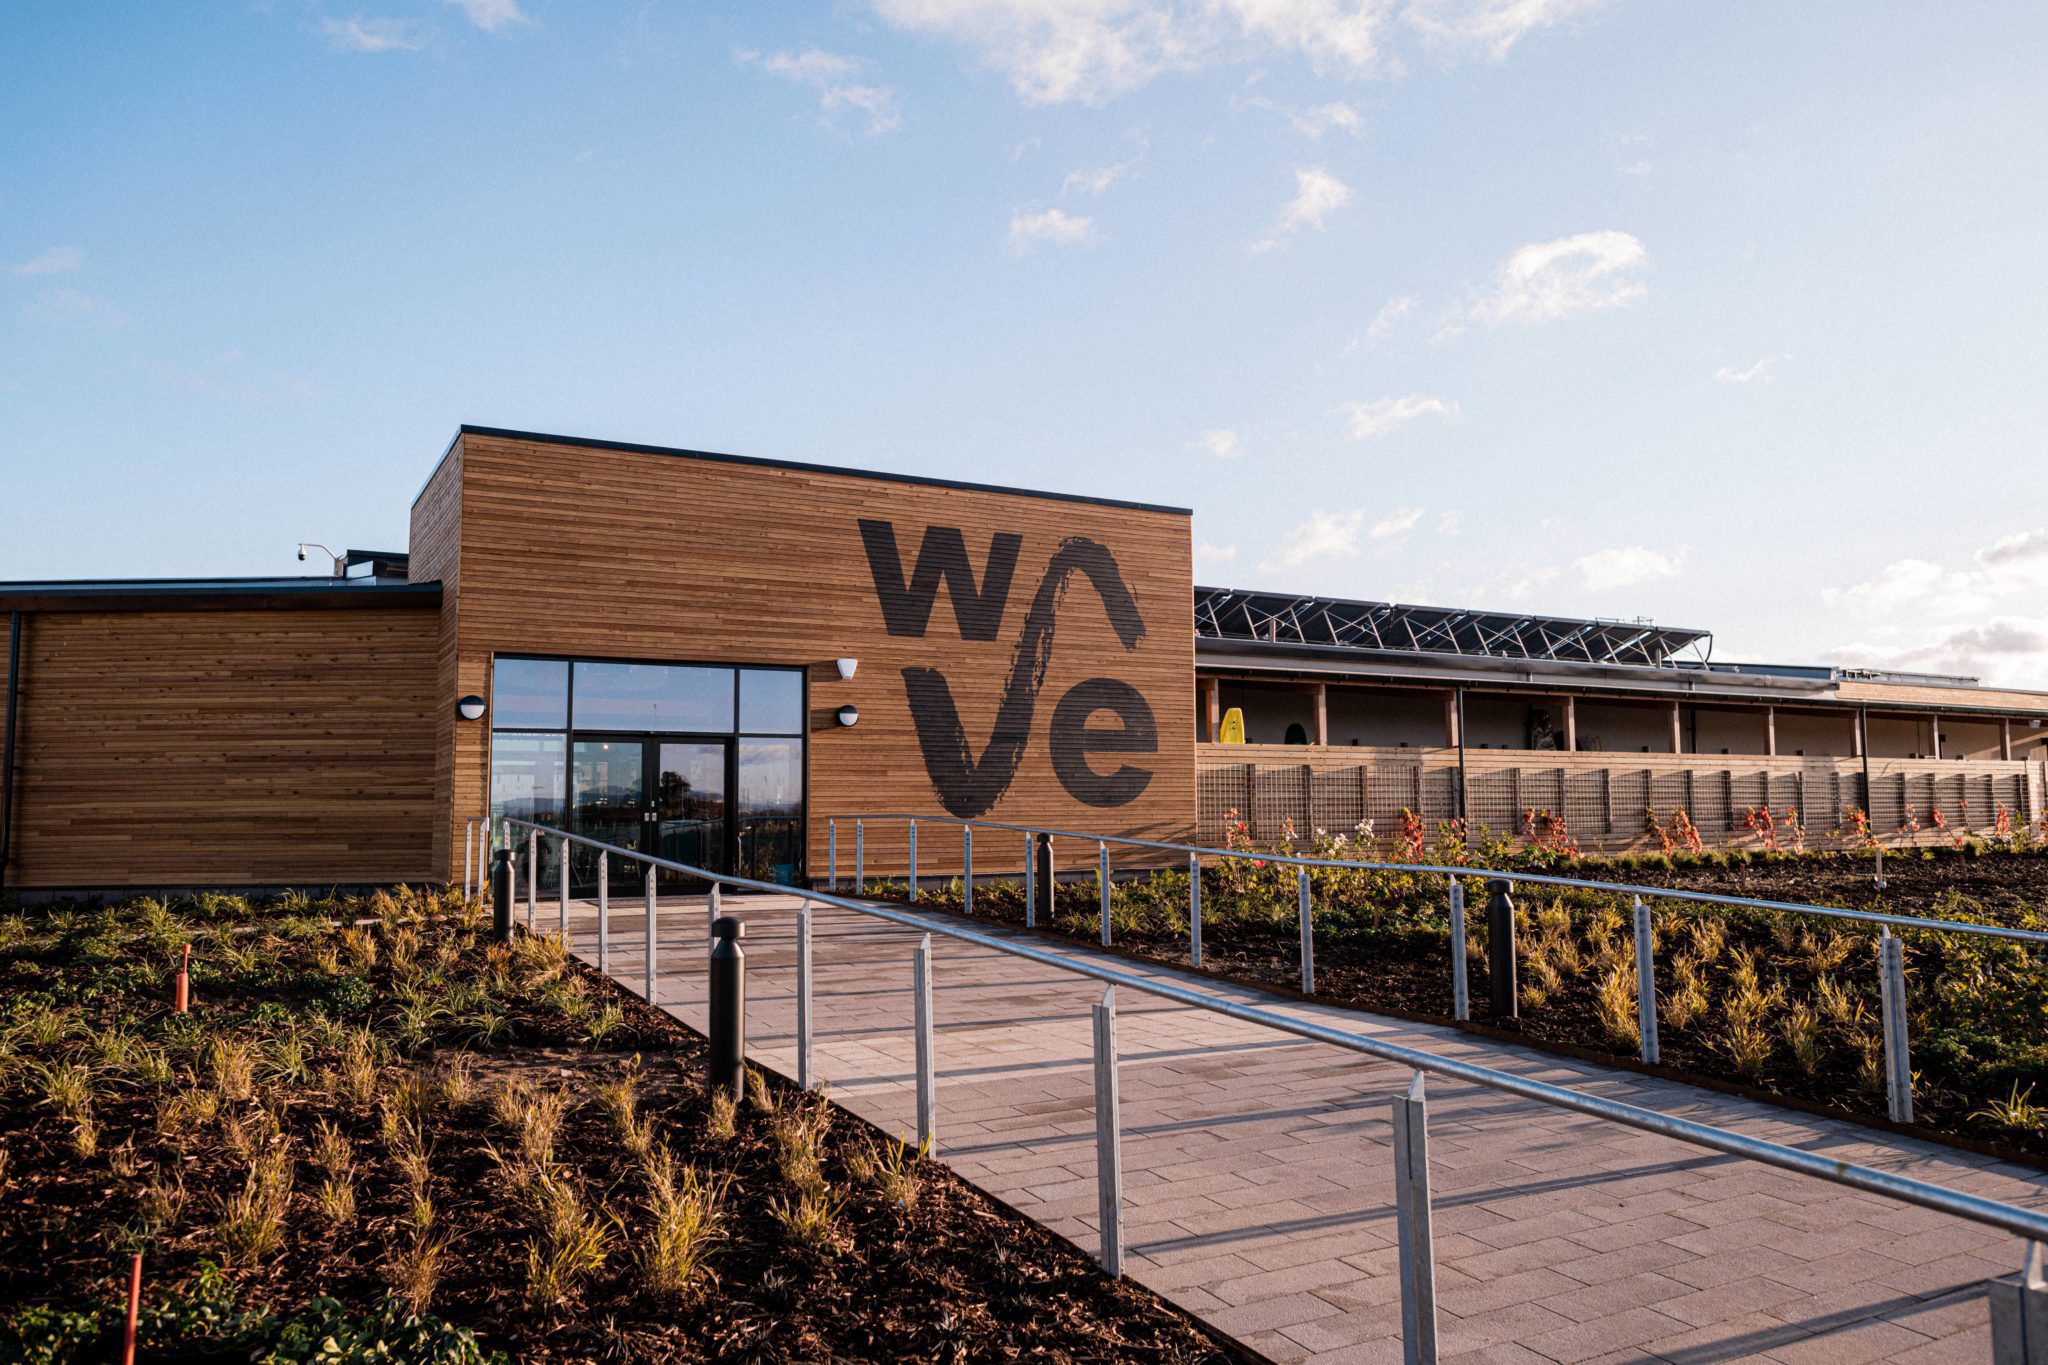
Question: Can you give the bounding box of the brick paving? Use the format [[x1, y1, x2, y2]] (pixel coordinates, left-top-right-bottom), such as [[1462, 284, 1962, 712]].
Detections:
[[558, 891, 2044, 1363]]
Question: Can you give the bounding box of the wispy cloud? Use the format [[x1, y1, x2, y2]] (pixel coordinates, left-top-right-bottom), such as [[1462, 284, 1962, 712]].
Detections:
[[1250, 166, 1352, 254], [1367, 294, 1414, 339], [321, 16, 428, 52], [1402, 0, 1610, 61], [1823, 618, 2048, 689], [1192, 428, 1240, 458], [1239, 94, 1365, 138], [1259, 504, 1423, 571], [23, 286, 129, 328], [1823, 529, 2048, 618], [12, 246, 83, 277], [445, 0, 528, 32], [739, 48, 902, 135], [1468, 229, 1647, 324], [1008, 207, 1094, 252], [1195, 541, 1238, 566], [1339, 393, 1456, 439], [1714, 353, 1790, 384], [1575, 545, 1683, 590]]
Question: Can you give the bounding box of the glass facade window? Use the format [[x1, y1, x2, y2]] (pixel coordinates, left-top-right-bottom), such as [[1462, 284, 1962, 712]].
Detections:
[[738, 737, 803, 885], [491, 657, 569, 729], [739, 668, 805, 735], [572, 661, 734, 733]]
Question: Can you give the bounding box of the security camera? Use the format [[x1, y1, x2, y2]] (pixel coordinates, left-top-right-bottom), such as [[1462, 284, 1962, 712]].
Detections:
[[297, 548, 307, 561]]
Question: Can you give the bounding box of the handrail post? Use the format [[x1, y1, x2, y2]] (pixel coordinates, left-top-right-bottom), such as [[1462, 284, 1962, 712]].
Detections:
[[1449, 880, 1469, 1022], [1023, 830, 1036, 929], [963, 824, 974, 914], [828, 818, 837, 892], [1393, 1071, 1439, 1365], [1098, 842, 1111, 947], [1092, 985, 1125, 1278], [526, 829, 538, 930], [1299, 868, 1315, 995], [557, 836, 569, 941], [707, 883, 720, 949], [1189, 852, 1202, 968], [1633, 896, 1659, 1065], [913, 932, 935, 1150], [1987, 1240, 2047, 1363], [644, 866, 658, 1003], [463, 821, 475, 899], [597, 852, 609, 974], [908, 819, 918, 903], [855, 820, 864, 895], [796, 900, 814, 1090], [1880, 928, 1914, 1123]]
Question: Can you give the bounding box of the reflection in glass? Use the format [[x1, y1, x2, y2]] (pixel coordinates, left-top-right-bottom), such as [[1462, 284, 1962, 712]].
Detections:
[[573, 662, 734, 733], [490, 733, 568, 886], [570, 739, 646, 888], [739, 668, 805, 735], [492, 658, 569, 729], [656, 742, 727, 879], [738, 737, 803, 885]]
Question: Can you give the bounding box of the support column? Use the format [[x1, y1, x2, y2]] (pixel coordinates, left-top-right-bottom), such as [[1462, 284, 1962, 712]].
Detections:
[[1765, 706, 1777, 758], [1930, 715, 1942, 760], [1313, 682, 1328, 747], [1669, 701, 1683, 754], [1443, 691, 1461, 747], [1204, 676, 1221, 743], [2003, 719, 2015, 762], [1852, 709, 1865, 757], [1561, 696, 1577, 753]]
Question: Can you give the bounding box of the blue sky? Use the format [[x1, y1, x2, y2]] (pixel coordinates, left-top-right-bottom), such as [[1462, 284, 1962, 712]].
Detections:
[[5, 1, 2047, 683]]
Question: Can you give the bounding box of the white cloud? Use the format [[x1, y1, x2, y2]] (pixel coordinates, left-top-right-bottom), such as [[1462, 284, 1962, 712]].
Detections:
[[1257, 503, 1423, 571], [1008, 207, 1094, 251], [1250, 165, 1352, 254], [1402, 0, 1608, 60], [1339, 393, 1455, 438], [1292, 100, 1364, 137], [1192, 428, 1240, 458], [1823, 530, 2048, 617], [1469, 230, 1647, 324], [1366, 294, 1414, 339], [445, 0, 528, 32], [12, 246, 83, 276], [741, 48, 902, 135], [321, 17, 427, 52], [1370, 506, 1425, 538], [1824, 618, 2048, 689], [1195, 541, 1239, 566], [1575, 545, 1682, 590], [1437, 509, 1464, 535], [1714, 353, 1789, 384], [23, 286, 129, 327], [1061, 145, 1143, 196], [1822, 530, 2048, 687]]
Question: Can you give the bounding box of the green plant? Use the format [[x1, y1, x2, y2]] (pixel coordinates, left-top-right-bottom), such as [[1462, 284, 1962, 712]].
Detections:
[[595, 1066, 655, 1159], [1665, 957, 1708, 1031], [1724, 1020, 1772, 1078], [491, 1080, 570, 1168], [770, 1184, 845, 1253], [639, 1144, 726, 1300], [706, 1088, 738, 1141], [1593, 962, 1638, 1047], [1969, 1082, 2047, 1134], [523, 1167, 613, 1308], [1783, 1001, 1823, 1075], [214, 1146, 295, 1264]]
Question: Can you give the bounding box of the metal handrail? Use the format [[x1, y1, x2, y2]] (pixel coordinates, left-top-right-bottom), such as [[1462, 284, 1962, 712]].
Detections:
[[833, 811, 2048, 946], [493, 813, 2048, 1249]]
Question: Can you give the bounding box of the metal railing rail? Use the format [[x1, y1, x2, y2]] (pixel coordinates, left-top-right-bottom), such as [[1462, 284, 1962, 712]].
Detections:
[[828, 812, 2048, 946], [490, 813, 2048, 1253]]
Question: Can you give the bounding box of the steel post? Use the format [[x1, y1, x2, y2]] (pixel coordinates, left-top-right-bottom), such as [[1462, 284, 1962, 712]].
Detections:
[[597, 853, 609, 973], [491, 848, 514, 945], [708, 915, 746, 1098], [707, 883, 720, 949], [1098, 842, 1111, 947], [1449, 881, 1469, 1022], [855, 820, 864, 894], [1988, 1240, 2047, 1364], [1485, 878, 1518, 1019], [796, 901, 814, 1090], [828, 819, 837, 891], [908, 819, 918, 902], [1023, 830, 1036, 928], [1880, 928, 1914, 1123], [1034, 833, 1055, 927], [963, 824, 974, 914], [643, 870, 658, 1003], [1634, 896, 1660, 1065], [558, 837, 569, 940], [526, 830, 538, 930], [1392, 1071, 1439, 1365], [1092, 985, 1125, 1278], [463, 823, 475, 899], [1189, 852, 1202, 968], [1299, 868, 1315, 994], [913, 932, 935, 1150]]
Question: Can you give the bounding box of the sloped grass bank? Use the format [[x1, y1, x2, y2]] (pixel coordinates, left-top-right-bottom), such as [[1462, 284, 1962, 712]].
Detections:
[[0, 890, 1252, 1363]]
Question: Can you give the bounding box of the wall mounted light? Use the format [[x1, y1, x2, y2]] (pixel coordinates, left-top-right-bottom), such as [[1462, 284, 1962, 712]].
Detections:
[[456, 694, 487, 722], [836, 704, 860, 728], [836, 657, 858, 681]]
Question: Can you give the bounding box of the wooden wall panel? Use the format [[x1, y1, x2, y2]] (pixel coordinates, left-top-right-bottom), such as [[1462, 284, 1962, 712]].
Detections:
[[406, 442, 465, 879], [10, 608, 439, 888], [429, 432, 1196, 879]]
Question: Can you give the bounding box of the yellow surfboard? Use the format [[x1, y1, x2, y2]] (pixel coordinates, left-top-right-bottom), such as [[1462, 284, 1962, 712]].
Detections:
[[1219, 707, 1245, 744]]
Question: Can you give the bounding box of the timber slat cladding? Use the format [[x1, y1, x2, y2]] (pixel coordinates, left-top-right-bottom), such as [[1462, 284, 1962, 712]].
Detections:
[[11, 608, 439, 886], [426, 433, 1197, 881], [407, 442, 465, 881]]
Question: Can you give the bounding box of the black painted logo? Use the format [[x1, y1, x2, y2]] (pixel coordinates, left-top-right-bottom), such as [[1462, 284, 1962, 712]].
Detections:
[[859, 519, 1158, 817]]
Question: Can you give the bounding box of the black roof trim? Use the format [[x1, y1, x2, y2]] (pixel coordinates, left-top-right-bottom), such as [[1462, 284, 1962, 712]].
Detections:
[[0, 579, 442, 613], [437, 425, 1194, 517]]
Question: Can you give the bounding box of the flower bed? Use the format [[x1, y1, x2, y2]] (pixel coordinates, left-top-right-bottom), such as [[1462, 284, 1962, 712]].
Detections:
[[0, 890, 1250, 1363]]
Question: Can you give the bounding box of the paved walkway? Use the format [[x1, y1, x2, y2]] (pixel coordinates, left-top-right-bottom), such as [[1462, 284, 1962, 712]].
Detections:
[[557, 892, 2045, 1364]]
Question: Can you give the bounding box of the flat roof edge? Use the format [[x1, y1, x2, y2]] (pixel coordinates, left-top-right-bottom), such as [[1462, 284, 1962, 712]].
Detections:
[[455, 425, 1194, 517], [0, 581, 442, 613]]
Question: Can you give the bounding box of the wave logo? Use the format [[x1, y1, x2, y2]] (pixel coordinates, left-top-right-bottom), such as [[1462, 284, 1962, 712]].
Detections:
[[858, 519, 1159, 818]]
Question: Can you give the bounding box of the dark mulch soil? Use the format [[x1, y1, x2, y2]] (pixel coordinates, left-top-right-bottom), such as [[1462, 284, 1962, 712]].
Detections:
[[0, 897, 1255, 1363]]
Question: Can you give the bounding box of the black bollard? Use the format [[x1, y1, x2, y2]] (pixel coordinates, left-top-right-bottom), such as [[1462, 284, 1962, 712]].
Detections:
[[708, 915, 746, 1098], [491, 847, 515, 945], [1034, 833, 1056, 924], [1485, 878, 1517, 1018]]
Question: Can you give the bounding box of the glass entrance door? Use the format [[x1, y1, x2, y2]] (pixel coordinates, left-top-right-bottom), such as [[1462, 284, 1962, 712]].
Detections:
[[570, 737, 649, 890], [654, 741, 728, 885]]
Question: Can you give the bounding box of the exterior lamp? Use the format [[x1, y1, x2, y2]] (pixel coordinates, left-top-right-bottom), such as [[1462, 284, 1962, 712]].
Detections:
[[456, 695, 487, 722], [836, 704, 859, 728], [836, 657, 858, 681]]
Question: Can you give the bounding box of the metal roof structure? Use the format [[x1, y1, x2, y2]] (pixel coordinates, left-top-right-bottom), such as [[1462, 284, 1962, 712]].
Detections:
[[1195, 586, 1713, 669]]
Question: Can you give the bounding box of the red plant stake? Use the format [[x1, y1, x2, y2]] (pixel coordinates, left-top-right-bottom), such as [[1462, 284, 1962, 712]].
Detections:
[[123, 1251, 142, 1364], [174, 944, 191, 1013]]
